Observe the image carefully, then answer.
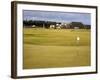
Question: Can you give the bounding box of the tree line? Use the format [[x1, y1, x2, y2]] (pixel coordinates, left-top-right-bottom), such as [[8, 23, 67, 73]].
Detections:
[[23, 20, 91, 29]]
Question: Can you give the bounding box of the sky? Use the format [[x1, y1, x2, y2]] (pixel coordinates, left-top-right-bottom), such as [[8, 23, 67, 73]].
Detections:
[[23, 10, 91, 25]]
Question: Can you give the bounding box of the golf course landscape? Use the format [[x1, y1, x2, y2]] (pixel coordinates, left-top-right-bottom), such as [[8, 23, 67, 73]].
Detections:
[[23, 28, 91, 69]]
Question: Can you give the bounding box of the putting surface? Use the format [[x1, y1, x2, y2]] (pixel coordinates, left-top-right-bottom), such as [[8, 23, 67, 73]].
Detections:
[[23, 28, 91, 69]]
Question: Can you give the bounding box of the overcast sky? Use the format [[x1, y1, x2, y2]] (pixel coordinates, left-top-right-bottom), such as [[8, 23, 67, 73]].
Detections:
[[23, 10, 91, 25]]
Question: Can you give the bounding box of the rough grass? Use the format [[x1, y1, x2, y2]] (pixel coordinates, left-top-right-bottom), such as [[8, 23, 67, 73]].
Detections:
[[23, 28, 91, 69]]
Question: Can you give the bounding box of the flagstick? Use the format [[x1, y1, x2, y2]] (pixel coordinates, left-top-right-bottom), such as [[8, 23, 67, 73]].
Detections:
[[76, 36, 80, 55]]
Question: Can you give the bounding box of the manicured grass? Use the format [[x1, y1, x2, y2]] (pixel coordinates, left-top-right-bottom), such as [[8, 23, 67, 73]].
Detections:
[[24, 28, 90, 46], [23, 44, 90, 69], [23, 28, 91, 69]]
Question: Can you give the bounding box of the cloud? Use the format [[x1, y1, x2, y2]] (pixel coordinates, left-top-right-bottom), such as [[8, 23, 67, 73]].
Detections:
[[23, 10, 91, 25]]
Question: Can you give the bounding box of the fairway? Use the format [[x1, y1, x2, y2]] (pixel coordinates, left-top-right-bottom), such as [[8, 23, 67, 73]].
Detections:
[[23, 28, 91, 69]]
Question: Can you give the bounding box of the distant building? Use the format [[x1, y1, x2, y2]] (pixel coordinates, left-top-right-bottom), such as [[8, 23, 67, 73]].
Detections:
[[74, 27, 79, 29], [55, 22, 70, 29], [50, 25, 55, 29], [70, 22, 84, 29], [32, 25, 36, 28]]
